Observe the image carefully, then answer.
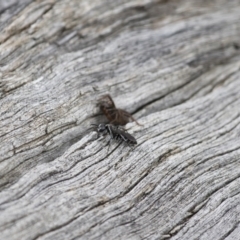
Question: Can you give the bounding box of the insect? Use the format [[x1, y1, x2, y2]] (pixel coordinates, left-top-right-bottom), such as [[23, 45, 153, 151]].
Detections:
[[98, 94, 142, 126], [91, 123, 137, 150]]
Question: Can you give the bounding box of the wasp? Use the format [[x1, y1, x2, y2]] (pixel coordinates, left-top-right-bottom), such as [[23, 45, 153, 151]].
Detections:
[[98, 94, 142, 126], [91, 123, 137, 150]]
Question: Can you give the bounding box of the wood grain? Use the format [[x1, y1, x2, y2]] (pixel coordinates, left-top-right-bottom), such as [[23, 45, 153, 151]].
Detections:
[[1, 0, 240, 239]]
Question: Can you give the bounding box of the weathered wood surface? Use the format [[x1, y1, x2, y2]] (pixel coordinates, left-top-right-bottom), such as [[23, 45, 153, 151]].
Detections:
[[1, 0, 240, 239]]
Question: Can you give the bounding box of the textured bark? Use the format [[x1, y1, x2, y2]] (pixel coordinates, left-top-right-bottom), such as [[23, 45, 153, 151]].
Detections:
[[1, 0, 240, 239]]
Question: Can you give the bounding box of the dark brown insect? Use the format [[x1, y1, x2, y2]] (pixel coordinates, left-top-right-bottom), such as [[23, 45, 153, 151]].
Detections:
[[98, 94, 142, 126]]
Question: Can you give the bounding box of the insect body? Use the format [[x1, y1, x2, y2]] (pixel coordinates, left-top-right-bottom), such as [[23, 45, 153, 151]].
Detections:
[[91, 123, 137, 149], [98, 94, 142, 126]]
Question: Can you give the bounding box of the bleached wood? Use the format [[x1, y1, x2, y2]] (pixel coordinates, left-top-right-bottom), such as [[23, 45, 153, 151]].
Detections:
[[1, 0, 240, 239]]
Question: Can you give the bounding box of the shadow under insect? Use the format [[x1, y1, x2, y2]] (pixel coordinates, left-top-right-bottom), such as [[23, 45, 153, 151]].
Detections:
[[91, 123, 137, 152]]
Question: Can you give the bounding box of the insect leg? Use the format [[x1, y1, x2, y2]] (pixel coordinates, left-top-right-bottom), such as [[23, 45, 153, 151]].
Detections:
[[107, 137, 112, 153], [109, 111, 120, 125], [122, 110, 143, 126], [107, 125, 115, 139]]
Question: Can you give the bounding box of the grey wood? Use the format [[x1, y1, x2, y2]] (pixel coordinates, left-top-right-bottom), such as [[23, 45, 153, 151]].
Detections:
[[1, 0, 240, 239]]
